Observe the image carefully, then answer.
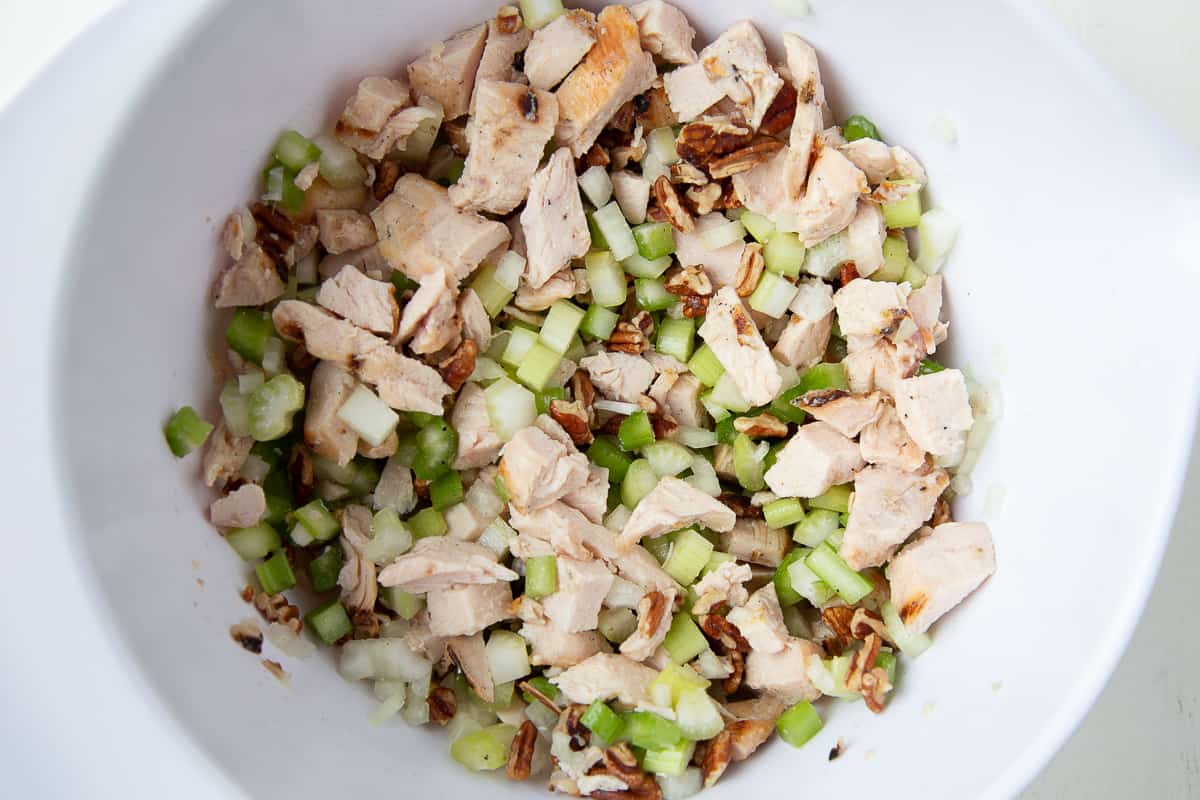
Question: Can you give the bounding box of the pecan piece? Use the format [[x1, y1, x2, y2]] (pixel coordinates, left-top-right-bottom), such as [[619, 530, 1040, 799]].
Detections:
[[653, 175, 695, 233], [288, 444, 314, 506], [252, 590, 303, 634], [608, 321, 648, 354], [350, 607, 382, 640], [717, 492, 762, 519], [664, 265, 713, 297], [229, 619, 263, 654], [427, 686, 457, 725], [585, 142, 610, 168], [685, 183, 723, 216], [718, 178, 741, 211], [669, 161, 709, 185], [699, 612, 750, 653], [372, 159, 401, 201], [760, 83, 798, 136], [506, 720, 538, 781], [839, 262, 860, 287], [437, 338, 477, 391], [443, 120, 470, 156], [589, 743, 662, 800], [930, 495, 953, 527], [861, 666, 894, 713], [708, 139, 786, 179], [700, 728, 734, 787], [845, 632, 882, 692], [680, 294, 710, 318], [721, 649, 745, 695], [561, 704, 591, 751], [650, 414, 678, 440], [676, 118, 754, 167], [645, 203, 668, 223], [734, 242, 765, 297], [850, 608, 889, 641], [733, 412, 789, 438], [631, 310, 655, 338], [821, 606, 855, 656], [549, 399, 594, 446]]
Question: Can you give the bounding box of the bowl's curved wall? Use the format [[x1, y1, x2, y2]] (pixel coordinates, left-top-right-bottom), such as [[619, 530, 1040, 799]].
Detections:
[[52, 0, 1200, 797]]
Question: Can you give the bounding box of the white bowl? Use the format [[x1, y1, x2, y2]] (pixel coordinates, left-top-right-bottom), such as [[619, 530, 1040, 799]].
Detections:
[[4, 0, 1200, 797]]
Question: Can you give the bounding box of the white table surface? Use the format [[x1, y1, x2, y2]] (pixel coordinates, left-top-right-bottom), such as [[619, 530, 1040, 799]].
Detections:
[[3, 2, 1197, 797]]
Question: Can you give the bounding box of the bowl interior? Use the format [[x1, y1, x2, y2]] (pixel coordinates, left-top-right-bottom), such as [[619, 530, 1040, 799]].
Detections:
[[54, 0, 1200, 797]]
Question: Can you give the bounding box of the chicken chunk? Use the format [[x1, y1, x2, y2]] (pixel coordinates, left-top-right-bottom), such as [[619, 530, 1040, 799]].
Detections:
[[744, 637, 822, 703], [212, 245, 285, 308], [315, 209, 377, 256], [372, 174, 511, 283], [373, 455, 417, 514], [696, 21, 782, 131], [562, 464, 610, 524], [209, 483, 266, 528], [521, 615, 609, 667], [342, 103, 438, 162], [731, 148, 801, 225], [783, 33, 828, 113], [334, 76, 431, 159], [834, 278, 911, 339], [395, 267, 461, 355], [674, 212, 747, 287], [444, 501, 491, 542], [543, 557, 615, 633], [892, 370, 973, 459], [201, 422, 252, 488], [450, 382, 503, 469], [838, 138, 895, 185], [457, 288, 492, 352], [514, 267, 584, 311], [795, 147, 868, 247], [698, 287, 782, 406], [617, 476, 736, 550], [630, 1, 697, 65], [580, 351, 656, 404], [663, 63, 727, 122], [906, 274, 946, 355], [717, 519, 790, 567], [445, 633, 495, 703], [378, 537, 518, 593], [524, 10, 597, 91], [764, 421, 864, 498], [797, 389, 884, 438], [554, 5, 656, 157], [886, 522, 996, 634], [859, 402, 926, 472], [728, 584, 789, 654], [846, 199, 886, 277], [648, 372, 706, 428], [408, 23, 489, 120], [520, 148, 591, 289], [498, 423, 590, 513], [691, 561, 752, 615], [840, 464, 949, 569], [620, 588, 676, 662], [473, 7, 532, 98], [772, 313, 832, 370], [316, 265, 398, 337], [427, 580, 514, 637], [550, 653, 658, 706], [610, 170, 651, 225], [842, 340, 904, 399], [450, 81, 559, 214], [303, 361, 359, 465]]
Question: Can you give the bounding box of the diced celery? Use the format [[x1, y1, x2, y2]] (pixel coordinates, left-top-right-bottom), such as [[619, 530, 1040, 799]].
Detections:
[[797, 362, 849, 393], [413, 419, 458, 481], [534, 386, 565, 415], [805, 542, 873, 603], [306, 599, 353, 645], [163, 406, 213, 457], [581, 304, 620, 340], [882, 182, 922, 229], [843, 115, 879, 142], [429, 471, 464, 511], [742, 210, 777, 244], [635, 277, 676, 311], [501, 325, 540, 369], [469, 263, 514, 317], [255, 551, 296, 595], [226, 523, 281, 561], [732, 433, 767, 492], [307, 544, 345, 592], [337, 385, 399, 447], [524, 555, 558, 599], [247, 374, 305, 442], [623, 711, 684, 750], [874, 234, 911, 282], [225, 308, 276, 364], [540, 300, 586, 355], [702, 219, 746, 251], [632, 221, 677, 260], [763, 498, 806, 529], [662, 529, 714, 585], [273, 130, 321, 171], [619, 411, 656, 451], [484, 377, 537, 442], [882, 601, 933, 657], [773, 548, 807, 606], [519, 0, 564, 29], [748, 271, 799, 318], [585, 251, 628, 308], [621, 458, 659, 509], [875, 650, 898, 684], [598, 606, 638, 644], [593, 201, 638, 260], [515, 341, 562, 392], [643, 440, 693, 478], [776, 701, 823, 748], [398, 97, 444, 166], [699, 393, 731, 423], [686, 344, 725, 387], [793, 508, 839, 546], [485, 630, 530, 685], [915, 208, 959, 274], [295, 498, 341, 541], [589, 437, 633, 483], [644, 531, 677, 563], [662, 613, 708, 664], [578, 164, 614, 208], [581, 700, 624, 742], [409, 507, 448, 539], [313, 135, 367, 188], [674, 687, 723, 741], [656, 317, 695, 363], [450, 723, 517, 771], [763, 230, 806, 277], [809, 484, 852, 513], [622, 252, 673, 278], [802, 230, 850, 279], [903, 260, 929, 289], [643, 740, 696, 777], [785, 549, 835, 605]]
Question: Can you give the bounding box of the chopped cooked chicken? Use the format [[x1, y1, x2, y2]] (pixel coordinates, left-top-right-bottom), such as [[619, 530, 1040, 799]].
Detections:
[[202, 422, 252, 488], [834, 278, 911, 339], [838, 138, 895, 184], [395, 267, 460, 355], [373, 454, 416, 514], [617, 476, 736, 550], [525, 10, 597, 91], [765, 421, 864, 498], [213, 245, 284, 308], [377, 537, 518, 593], [335, 76, 435, 159], [446, 633, 495, 703], [610, 170, 652, 225], [773, 312, 833, 370], [718, 519, 790, 567], [550, 653, 658, 706], [630, 1, 697, 65], [692, 561, 752, 614], [444, 500, 491, 542], [906, 274, 947, 355], [797, 389, 884, 438], [554, 5, 656, 157], [886, 522, 996, 634], [744, 637, 822, 703], [795, 146, 868, 247], [892, 369, 973, 460], [304, 361, 359, 465], [509, 501, 599, 562], [731, 148, 801, 225], [846, 199, 886, 277], [210, 483, 266, 528], [842, 340, 905, 398], [696, 21, 782, 130], [675, 212, 747, 287], [449, 81, 559, 214], [520, 603, 609, 667], [427, 581, 514, 637], [620, 588, 676, 662], [316, 265, 398, 337], [783, 33, 827, 114], [648, 371, 706, 428], [698, 287, 781, 406], [725, 694, 789, 721], [451, 382, 504, 469], [520, 148, 591, 289], [860, 401, 926, 472], [473, 7, 532, 99], [663, 63, 727, 122], [371, 174, 511, 283], [498, 422, 591, 513], [580, 351, 656, 404], [457, 288, 492, 351], [543, 557, 616, 633], [562, 464, 610, 524], [840, 464, 950, 570], [315, 209, 377, 256], [408, 24, 489, 120], [514, 267, 585, 310], [274, 301, 453, 414], [727, 584, 789, 654], [337, 505, 379, 613]]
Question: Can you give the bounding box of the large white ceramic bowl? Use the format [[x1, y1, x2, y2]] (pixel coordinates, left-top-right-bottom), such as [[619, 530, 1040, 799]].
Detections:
[[4, 1, 1200, 797]]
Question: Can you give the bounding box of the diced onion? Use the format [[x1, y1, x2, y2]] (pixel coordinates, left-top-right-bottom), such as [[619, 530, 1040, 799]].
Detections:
[[684, 455, 721, 497], [578, 165, 614, 208], [641, 150, 669, 185], [646, 127, 680, 166], [675, 427, 718, 449], [659, 768, 703, 800], [494, 250, 526, 292], [369, 686, 408, 725], [465, 475, 505, 519], [486, 630, 531, 685], [915, 208, 960, 274], [520, 0, 565, 29], [264, 621, 317, 658], [694, 649, 732, 680], [604, 575, 647, 609], [604, 504, 633, 533], [238, 453, 271, 484], [484, 378, 537, 442], [478, 518, 517, 557], [339, 639, 432, 682], [644, 440, 694, 477], [363, 507, 413, 564], [337, 385, 400, 447], [882, 601, 933, 657], [313, 135, 368, 189], [594, 399, 639, 415], [397, 97, 445, 167], [802, 230, 850, 279], [597, 607, 638, 644], [701, 219, 746, 251]]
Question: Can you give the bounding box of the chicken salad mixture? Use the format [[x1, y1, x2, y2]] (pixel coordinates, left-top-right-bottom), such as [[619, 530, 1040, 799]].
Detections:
[[164, 1, 996, 795]]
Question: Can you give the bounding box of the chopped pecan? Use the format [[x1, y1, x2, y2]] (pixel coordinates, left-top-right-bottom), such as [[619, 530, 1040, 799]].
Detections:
[[676, 117, 754, 167], [650, 414, 677, 440], [610, 140, 647, 170], [717, 492, 762, 519], [287, 342, 317, 374], [608, 321, 648, 354], [351, 607, 382, 640], [631, 310, 655, 338], [645, 203, 668, 223], [685, 183, 723, 216], [733, 413, 789, 438], [669, 161, 709, 185], [634, 82, 678, 131], [718, 178, 741, 211], [229, 619, 263, 654], [721, 650, 745, 695], [252, 590, 303, 634], [427, 686, 457, 725], [443, 120, 470, 156], [589, 743, 662, 800], [413, 477, 430, 501], [437, 338, 477, 391], [699, 612, 750, 653], [570, 369, 597, 425], [861, 666, 894, 713], [653, 176, 695, 233], [561, 704, 591, 751], [829, 738, 846, 760], [931, 495, 953, 527], [372, 159, 401, 201], [708, 139, 786, 179], [680, 294, 710, 318], [839, 262, 860, 287], [506, 720, 538, 781], [821, 606, 855, 656], [845, 632, 882, 692], [288, 444, 315, 506], [261, 659, 288, 684], [608, 100, 636, 134], [664, 265, 713, 297], [249, 201, 305, 273], [700, 727, 734, 787], [495, 4, 523, 34], [598, 414, 626, 436], [585, 142, 610, 168], [849, 608, 889, 641], [734, 242, 765, 297], [240, 585, 255, 603], [760, 83, 798, 137], [727, 718, 775, 760], [550, 399, 594, 446]]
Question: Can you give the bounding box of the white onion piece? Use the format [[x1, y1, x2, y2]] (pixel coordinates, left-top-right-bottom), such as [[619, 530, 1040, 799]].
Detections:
[[702, 219, 747, 251], [604, 575, 647, 609], [264, 622, 316, 659], [238, 453, 271, 484], [477, 518, 517, 557], [484, 377, 537, 442], [465, 475, 505, 519], [604, 504, 632, 533], [676, 427, 718, 449], [684, 455, 721, 497], [915, 208, 960, 274], [694, 648, 732, 679], [486, 630, 532, 685], [594, 399, 639, 415], [339, 639, 432, 682], [337, 385, 399, 447], [468, 356, 506, 384], [494, 251, 526, 292], [578, 165, 614, 208]]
